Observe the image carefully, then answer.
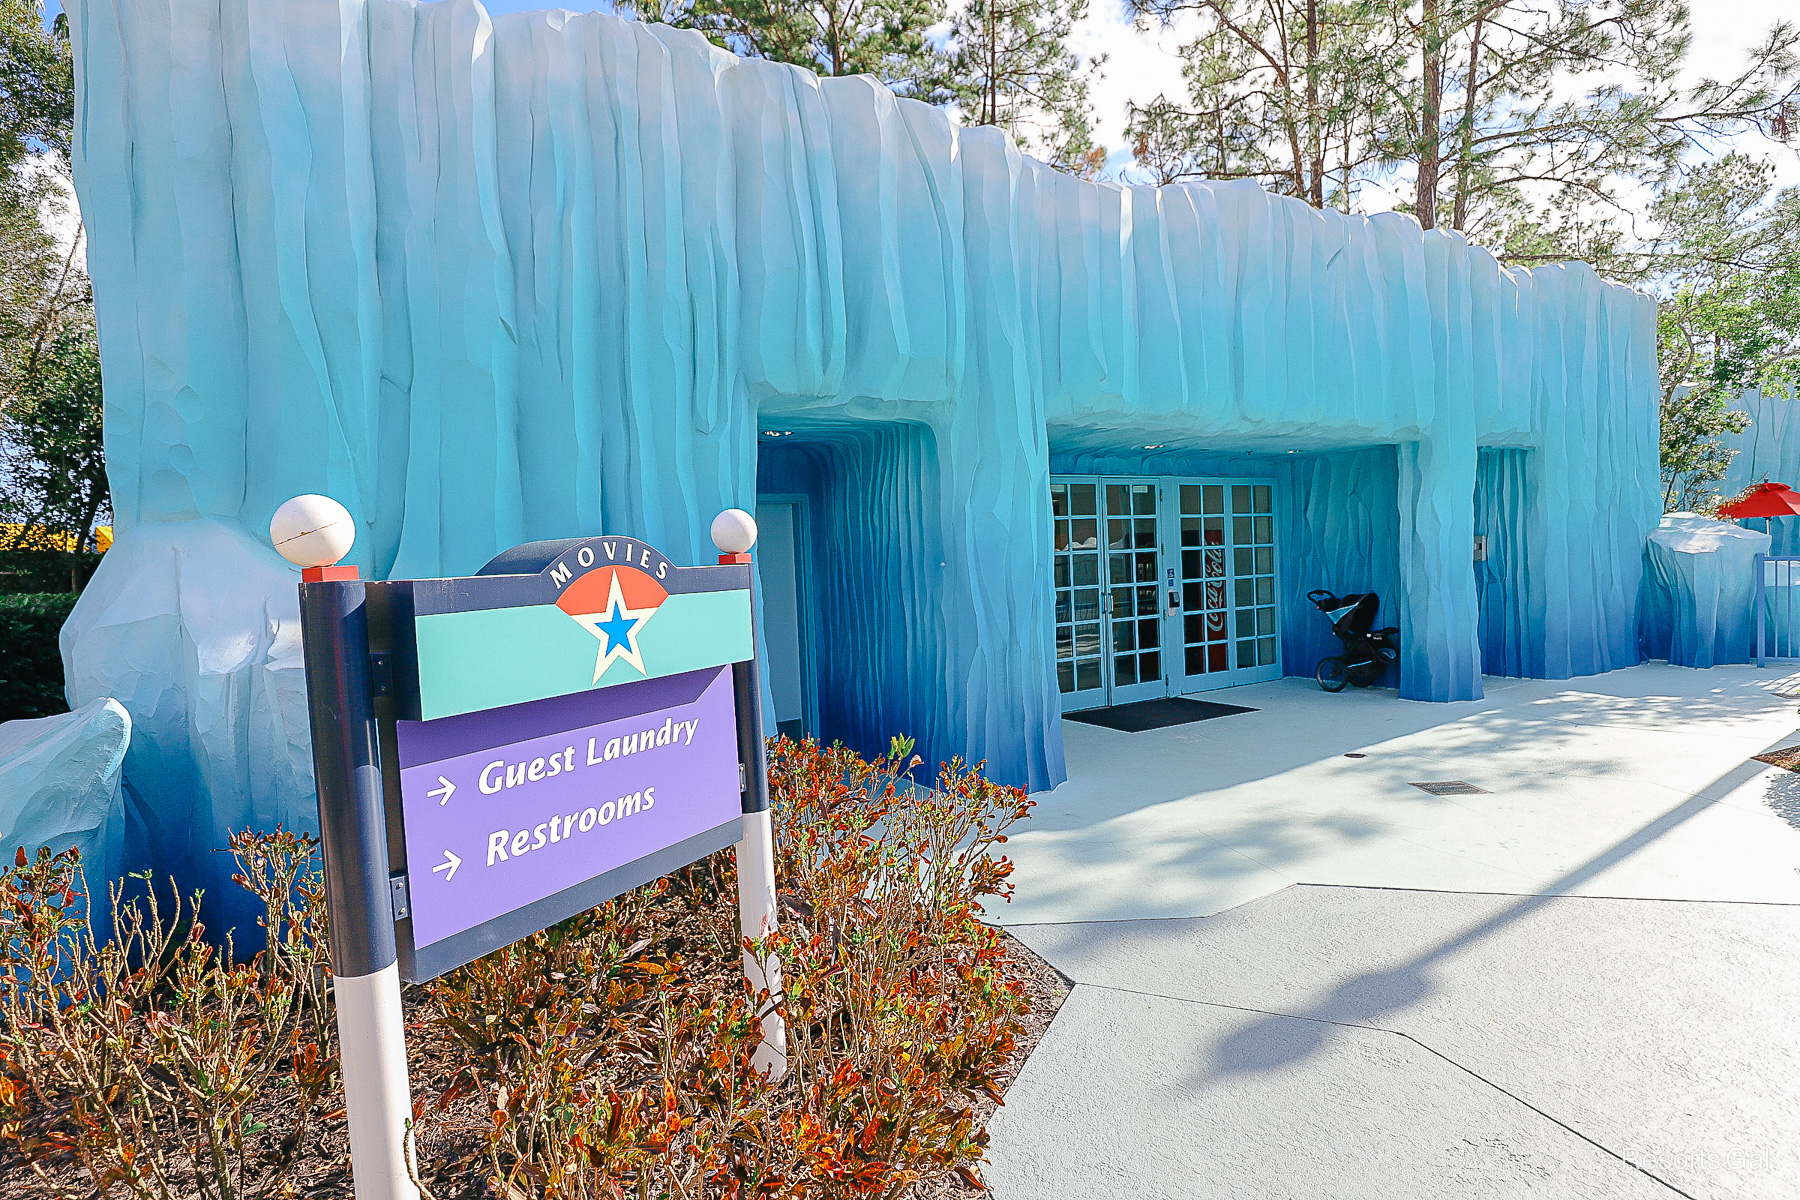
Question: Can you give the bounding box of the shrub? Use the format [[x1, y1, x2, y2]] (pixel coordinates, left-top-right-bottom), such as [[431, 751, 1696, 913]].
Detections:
[[0, 832, 339, 1199], [0, 548, 102, 595], [0, 740, 1037, 1198], [0, 592, 79, 722], [418, 737, 1034, 1198]]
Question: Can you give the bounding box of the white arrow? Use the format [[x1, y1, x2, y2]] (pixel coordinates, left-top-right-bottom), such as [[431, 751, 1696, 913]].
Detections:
[[428, 776, 456, 805], [431, 849, 462, 883]]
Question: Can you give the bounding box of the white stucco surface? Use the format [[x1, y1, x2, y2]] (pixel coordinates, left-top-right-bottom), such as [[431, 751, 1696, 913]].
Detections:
[[985, 664, 1800, 1198], [992, 662, 1800, 927]]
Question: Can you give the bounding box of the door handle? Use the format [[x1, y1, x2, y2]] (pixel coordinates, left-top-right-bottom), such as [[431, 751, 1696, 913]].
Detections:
[[1167, 589, 1180, 613]]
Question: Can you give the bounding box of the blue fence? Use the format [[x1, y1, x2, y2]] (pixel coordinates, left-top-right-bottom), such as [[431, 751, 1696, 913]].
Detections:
[[1754, 554, 1800, 666]]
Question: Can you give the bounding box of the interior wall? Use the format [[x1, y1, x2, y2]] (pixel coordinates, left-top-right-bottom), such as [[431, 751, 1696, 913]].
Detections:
[[1476, 448, 1532, 677], [756, 423, 949, 770], [1278, 448, 1403, 682]]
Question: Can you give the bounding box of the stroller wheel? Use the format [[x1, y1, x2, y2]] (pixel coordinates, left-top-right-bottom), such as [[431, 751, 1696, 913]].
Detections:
[[1349, 671, 1377, 688], [1316, 656, 1350, 693]]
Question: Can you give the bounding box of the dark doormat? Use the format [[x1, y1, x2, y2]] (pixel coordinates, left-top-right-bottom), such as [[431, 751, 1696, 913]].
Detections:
[[1065, 696, 1257, 733]]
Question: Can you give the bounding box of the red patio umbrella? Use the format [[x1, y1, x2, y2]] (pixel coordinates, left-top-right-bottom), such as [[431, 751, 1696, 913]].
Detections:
[[1717, 482, 1800, 518]]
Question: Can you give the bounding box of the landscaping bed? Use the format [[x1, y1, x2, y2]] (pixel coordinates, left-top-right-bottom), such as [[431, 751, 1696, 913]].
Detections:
[[0, 738, 1062, 1199]]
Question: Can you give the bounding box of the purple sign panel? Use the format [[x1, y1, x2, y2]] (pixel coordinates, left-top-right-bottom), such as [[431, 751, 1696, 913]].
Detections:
[[395, 666, 741, 956]]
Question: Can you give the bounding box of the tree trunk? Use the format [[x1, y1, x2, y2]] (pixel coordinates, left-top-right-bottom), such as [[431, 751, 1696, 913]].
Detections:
[[1452, 16, 1484, 232], [1417, 0, 1442, 230], [1306, 0, 1323, 206]]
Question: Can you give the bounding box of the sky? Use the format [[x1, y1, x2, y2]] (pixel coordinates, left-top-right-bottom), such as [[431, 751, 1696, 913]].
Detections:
[[446, 0, 1800, 196], [38, 0, 1800, 215]]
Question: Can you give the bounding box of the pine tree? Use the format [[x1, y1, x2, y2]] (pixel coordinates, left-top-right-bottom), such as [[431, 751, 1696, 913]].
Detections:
[[636, 0, 947, 96], [1123, 0, 1404, 204], [937, 0, 1107, 176], [1123, 0, 1800, 247]]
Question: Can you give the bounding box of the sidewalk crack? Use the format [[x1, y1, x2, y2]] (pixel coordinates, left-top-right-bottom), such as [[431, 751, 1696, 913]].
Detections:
[[1070, 982, 1695, 1198]]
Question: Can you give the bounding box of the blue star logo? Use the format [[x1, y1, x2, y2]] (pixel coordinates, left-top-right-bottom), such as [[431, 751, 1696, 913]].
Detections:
[[595, 599, 640, 656], [567, 572, 658, 681]]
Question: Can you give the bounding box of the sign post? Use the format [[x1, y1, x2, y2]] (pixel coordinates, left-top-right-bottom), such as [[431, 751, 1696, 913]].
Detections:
[[281, 495, 418, 1200], [714, 509, 787, 1078], [280, 496, 787, 1200]]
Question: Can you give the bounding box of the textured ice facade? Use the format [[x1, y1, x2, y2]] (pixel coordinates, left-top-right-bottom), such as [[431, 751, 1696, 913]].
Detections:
[[1640, 514, 1770, 667], [0, 698, 131, 894], [65, 0, 1657, 899], [1720, 386, 1800, 554]]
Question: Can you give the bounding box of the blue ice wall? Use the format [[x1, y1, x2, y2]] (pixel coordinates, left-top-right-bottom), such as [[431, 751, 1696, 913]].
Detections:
[[1475, 449, 1532, 677], [1281, 449, 1405, 678], [1719, 386, 1800, 554], [65, 0, 1659, 900]]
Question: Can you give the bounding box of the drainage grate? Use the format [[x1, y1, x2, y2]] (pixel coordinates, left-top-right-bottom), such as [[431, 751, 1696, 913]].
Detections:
[[1409, 780, 1490, 796]]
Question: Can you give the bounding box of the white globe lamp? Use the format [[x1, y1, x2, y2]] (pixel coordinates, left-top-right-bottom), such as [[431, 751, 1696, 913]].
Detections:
[[711, 508, 758, 556], [270, 494, 356, 569]]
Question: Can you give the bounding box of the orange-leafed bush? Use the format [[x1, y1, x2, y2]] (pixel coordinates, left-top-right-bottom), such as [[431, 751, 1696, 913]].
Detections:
[[0, 831, 338, 1200], [422, 737, 1035, 1198], [0, 737, 1035, 1199]]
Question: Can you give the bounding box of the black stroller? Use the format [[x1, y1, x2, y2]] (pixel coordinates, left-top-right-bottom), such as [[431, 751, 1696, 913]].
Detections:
[[1306, 590, 1400, 692]]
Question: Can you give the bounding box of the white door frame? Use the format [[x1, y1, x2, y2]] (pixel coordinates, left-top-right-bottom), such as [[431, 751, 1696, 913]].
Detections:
[[1051, 473, 1283, 711]]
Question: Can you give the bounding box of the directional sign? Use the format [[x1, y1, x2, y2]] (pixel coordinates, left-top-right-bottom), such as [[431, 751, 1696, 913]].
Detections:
[[298, 516, 785, 1198], [391, 664, 743, 979]]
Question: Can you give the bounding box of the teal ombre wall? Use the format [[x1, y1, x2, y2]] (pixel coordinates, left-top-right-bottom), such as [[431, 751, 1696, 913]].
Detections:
[[62, 0, 1658, 906]]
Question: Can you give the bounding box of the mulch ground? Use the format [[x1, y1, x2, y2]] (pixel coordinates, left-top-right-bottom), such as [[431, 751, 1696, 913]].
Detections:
[[1752, 746, 1800, 772], [1, 930, 1070, 1199]]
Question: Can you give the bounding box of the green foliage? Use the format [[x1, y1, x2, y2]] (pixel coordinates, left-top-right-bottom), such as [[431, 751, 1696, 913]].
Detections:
[[617, 0, 1106, 174], [0, 591, 75, 722], [0, 546, 98, 592], [1121, 0, 1800, 247], [0, 320, 109, 548], [0, 0, 72, 180], [1658, 380, 1750, 513], [631, 0, 946, 93], [1126, 0, 1401, 203], [1649, 155, 1800, 511], [935, 0, 1106, 174]]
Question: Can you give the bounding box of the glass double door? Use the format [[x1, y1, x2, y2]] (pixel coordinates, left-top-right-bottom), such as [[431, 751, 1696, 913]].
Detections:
[[1051, 475, 1280, 713]]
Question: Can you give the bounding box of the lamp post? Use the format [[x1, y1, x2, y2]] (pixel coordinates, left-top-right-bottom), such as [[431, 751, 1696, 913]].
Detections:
[[712, 508, 788, 1080], [275, 495, 419, 1200]]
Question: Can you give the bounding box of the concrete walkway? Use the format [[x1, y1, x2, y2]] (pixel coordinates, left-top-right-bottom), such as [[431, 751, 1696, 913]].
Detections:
[[984, 663, 1800, 1199]]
